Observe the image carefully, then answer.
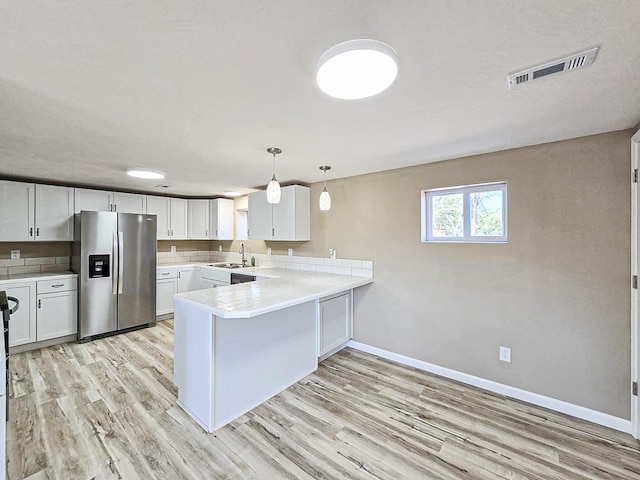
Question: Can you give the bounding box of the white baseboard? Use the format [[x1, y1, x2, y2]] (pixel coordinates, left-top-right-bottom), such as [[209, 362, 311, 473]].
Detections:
[[347, 341, 631, 434]]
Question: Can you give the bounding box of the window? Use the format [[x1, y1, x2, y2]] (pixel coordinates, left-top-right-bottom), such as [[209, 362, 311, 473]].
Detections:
[[422, 182, 507, 243]]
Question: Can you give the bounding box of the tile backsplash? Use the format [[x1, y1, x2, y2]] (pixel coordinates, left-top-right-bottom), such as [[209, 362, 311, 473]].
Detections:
[[157, 251, 374, 277], [0, 256, 70, 277]]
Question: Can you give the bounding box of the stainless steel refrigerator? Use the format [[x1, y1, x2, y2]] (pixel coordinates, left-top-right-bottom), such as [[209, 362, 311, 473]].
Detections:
[[72, 211, 157, 341]]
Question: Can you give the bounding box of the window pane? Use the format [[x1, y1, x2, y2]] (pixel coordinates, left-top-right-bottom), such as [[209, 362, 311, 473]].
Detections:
[[470, 190, 503, 236], [431, 193, 463, 237]]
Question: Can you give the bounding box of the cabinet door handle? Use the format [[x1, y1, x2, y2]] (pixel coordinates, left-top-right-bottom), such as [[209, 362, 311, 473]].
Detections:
[[30, 227, 33, 237], [109, 204, 113, 211], [36, 227, 40, 237], [114, 204, 117, 211], [51, 284, 64, 288], [167, 229, 170, 237], [272, 228, 275, 237], [38, 299, 41, 308], [162, 272, 170, 276], [178, 272, 181, 279], [206, 230, 208, 237]]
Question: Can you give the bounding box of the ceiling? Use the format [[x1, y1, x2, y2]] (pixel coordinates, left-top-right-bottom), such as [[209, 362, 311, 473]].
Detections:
[[1, 1, 639, 197]]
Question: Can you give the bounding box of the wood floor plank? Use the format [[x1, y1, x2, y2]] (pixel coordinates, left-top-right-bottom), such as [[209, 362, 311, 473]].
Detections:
[[7, 322, 640, 480]]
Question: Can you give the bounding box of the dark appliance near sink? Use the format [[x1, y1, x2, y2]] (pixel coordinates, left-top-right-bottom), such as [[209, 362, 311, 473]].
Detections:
[[230, 273, 257, 284]]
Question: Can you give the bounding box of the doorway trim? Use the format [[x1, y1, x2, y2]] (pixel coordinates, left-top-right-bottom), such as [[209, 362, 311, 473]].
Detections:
[[631, 129, 640, 439]]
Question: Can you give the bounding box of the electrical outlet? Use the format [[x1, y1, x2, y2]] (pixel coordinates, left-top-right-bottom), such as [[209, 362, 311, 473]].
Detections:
[[10, 250, 20, 259], [267, 247, 272, 256], [218, 245, 222, 252], [288, 248, 293, 256], [170, 245, 177, 253], [329, 248, 336, 259], [499, 346, 511, 363]]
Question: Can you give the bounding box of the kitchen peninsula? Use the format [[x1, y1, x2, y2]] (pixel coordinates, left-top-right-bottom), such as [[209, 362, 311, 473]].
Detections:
[[172, 267, 372, 432]]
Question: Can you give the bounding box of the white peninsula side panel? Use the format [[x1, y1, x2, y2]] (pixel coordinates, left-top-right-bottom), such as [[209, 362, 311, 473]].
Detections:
[[174, 297, 317, 432]]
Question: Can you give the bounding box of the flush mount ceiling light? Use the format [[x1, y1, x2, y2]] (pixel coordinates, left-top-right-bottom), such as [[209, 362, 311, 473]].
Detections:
[[266, 147, 282, 204], [316, 39, 399, 100], [224, 191, 242, 197], [126, 168, 165, 180], [319, 165, 331, 211]]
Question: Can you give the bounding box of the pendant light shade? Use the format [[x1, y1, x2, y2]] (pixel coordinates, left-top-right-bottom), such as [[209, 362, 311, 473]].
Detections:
[[319, 165, 331, 211], [266, 147, 282, 204]]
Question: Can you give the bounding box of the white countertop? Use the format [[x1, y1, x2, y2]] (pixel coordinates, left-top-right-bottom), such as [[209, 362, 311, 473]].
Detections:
[[0, 271, 77, 285], [174, 268, 373, 318]]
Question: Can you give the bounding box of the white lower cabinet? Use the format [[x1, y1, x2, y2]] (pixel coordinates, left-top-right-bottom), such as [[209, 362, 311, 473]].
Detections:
[[36, 278, 77, 341], [157, 279, 178, 315], [157, 267, 178, 315], [177, 268, 193, 293], [318, 291, 352, 358], [1, 282, 36, 347]]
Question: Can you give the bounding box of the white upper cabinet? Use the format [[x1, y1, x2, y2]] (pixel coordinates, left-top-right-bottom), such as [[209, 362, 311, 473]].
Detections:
[[0, 181, 35, 242], [187, 200, 210, 239], [209, 198, 234, 240], [170, 198, 188, 240], [75, 188, 146, 214], [147, 196, 187, 240], [112, 192, 146, 214], [248, 185, 310, 241], [35, 185, 74, 241], [146, 196, 171, 240], [247, 190, 272, 240], [74, 188, 111, 213], [0, 181, 73, 242]]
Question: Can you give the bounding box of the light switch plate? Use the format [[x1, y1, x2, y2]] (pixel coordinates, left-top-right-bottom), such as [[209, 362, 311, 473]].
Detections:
[[170, 245, 176, 253], [10, 250, 20, 259], [267, 247, 272, 256], [288, 248, 293, 256], [499, 346, 511, 363]]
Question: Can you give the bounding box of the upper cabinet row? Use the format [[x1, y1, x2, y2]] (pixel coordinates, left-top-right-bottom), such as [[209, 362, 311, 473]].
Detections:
[[0, 180, 235, 242]]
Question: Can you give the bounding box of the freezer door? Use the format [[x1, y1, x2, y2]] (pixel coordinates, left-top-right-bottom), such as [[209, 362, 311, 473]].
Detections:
[[117, 213, 157, 330], [78, 211, 118, 339]]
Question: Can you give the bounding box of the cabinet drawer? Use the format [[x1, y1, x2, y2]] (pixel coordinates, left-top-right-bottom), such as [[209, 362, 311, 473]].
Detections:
[[157, 267, 178, 280], [36, 277, 77, 294]]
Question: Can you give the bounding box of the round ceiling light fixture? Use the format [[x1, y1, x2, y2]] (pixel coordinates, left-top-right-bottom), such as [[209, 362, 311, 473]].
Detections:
[[316, 39, 399, 100], [126, 168, 165, 180], [224, 191, 242, 197]]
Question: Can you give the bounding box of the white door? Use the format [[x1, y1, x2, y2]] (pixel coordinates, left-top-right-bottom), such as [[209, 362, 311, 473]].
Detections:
[[318, 292, 351, 357], [0, 181, 35, 242], [156, 278, 177, 315], [632, 129, 640, 439], [248, 191, 272, 240], [210, 198, 235, 240], [146, 196, 171, 240], [74, 188, 112, 213], [36, 291, 77, 340], [113, 192, 146, 214], [170, 198, 188, 239], [177, 269, 193, 293], [35, 185, 74, 241], [272, 185, 297, 240], [187, 200, 209, 239], [2, 282, 36, 347]]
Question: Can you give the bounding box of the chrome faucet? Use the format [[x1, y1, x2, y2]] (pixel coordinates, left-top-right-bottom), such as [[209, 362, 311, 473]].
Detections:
[[239, 242, 247, 267]]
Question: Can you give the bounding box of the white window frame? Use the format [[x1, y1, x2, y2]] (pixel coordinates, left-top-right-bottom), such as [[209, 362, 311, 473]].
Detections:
[[421, 181, 507, 243]]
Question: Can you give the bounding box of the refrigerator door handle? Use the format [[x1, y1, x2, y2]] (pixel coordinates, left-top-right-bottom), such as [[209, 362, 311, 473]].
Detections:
[[112, 231, 118, 295], [118, 231, 124, 294]]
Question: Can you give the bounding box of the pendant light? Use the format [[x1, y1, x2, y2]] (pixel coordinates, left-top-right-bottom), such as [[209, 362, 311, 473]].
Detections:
[[319, 165, 331, 211], [266, 147, 281, 204]]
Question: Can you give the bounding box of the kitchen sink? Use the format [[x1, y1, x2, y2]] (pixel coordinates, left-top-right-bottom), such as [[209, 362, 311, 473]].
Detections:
[[207, 263, 246, 269]]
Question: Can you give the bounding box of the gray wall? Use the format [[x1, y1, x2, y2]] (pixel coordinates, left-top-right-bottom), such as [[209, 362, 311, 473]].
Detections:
[[294, 129, 632, 419]]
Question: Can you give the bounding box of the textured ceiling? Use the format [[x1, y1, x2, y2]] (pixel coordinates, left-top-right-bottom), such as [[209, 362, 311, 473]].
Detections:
[[1, 1, 639, 196]]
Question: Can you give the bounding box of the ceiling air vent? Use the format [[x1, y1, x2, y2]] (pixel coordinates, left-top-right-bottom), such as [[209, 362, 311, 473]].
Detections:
[[507, 47, 598, 90]]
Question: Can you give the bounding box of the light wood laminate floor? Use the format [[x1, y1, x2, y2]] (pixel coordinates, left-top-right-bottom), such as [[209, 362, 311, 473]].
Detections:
[[7, 320, 640, 479]]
